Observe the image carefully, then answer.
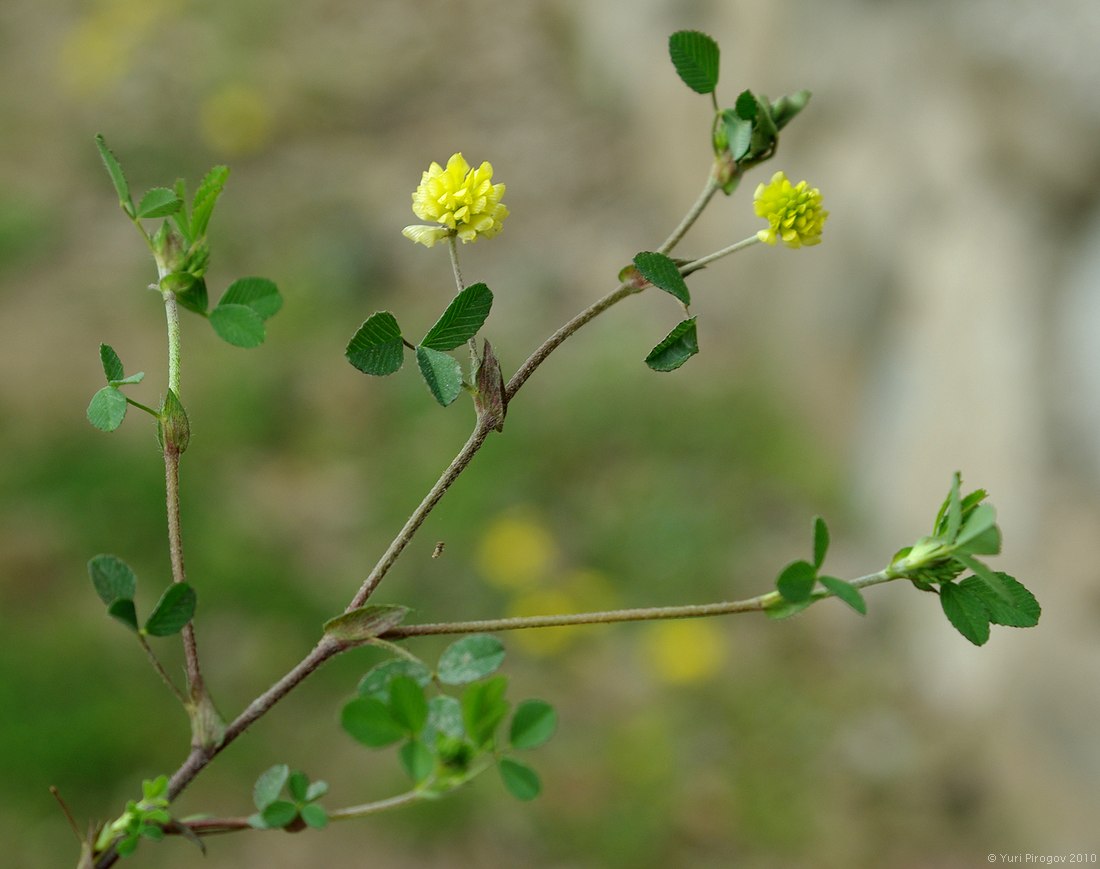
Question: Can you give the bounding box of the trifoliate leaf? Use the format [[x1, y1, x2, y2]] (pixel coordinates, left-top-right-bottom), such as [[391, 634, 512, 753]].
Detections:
[[668, 30, 720, 95], [416, 345, 464, 407], [399, 739, 434, 785], [253, 764, 289, 811], [144, 583, 196, 636], [509, 700, 557, 750], [88, 554, 137, 605], [87, 386, 127, 432], [341, 697, 405, 747], [952, 552, 1013, 604], [287, 771, 309, 802], [299, 803, 328, 830], [420, 282, 493, 351], [136, 188, 183, 219], [99, 344, 124, 383], [425, 695, 465, 745], [956, 524, 1002, 557], [357, 659, 433, 700], [498, 757, 541, 801], [954, 504, 997, 548], [259, 801, 298, 830], [939, 581, 991, 646], [812, 516, 829, 569], [389, 676, 429, 733], [323, 604, 409, 644], [764, 596, 816, 620], [645, 317, 699, 372], [819, 575, 867, 615], [209, 303, 266, 348], [776, 560, 817, 603], [959, 573, 1040, 628], [461, 675, 509, 747], [437, 634, 506, 685], [219, 277, 282, 320], [190, 165, 229, 239], [346, 311, 405, 376], [633, 251, 690, 306], [94, 134, 134, 216], [107, 598, 139, 632]]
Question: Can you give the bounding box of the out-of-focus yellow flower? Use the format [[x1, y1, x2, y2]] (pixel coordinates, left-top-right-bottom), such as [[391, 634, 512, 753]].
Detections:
[[507, 588, 580, 656], [402, 153, 508, 247], [477, 512, 556, 590], [199, 84, 273, 156], [753, 171, 828, 248], [642, 619, 724, 684]]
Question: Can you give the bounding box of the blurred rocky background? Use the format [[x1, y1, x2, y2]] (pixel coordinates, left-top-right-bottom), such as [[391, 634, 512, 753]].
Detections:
[[1, 0, 1098, 866]]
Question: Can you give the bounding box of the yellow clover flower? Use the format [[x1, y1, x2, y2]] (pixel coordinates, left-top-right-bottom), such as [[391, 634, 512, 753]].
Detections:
[[753, 171, 828, 248], [402, 152, 509, 247]]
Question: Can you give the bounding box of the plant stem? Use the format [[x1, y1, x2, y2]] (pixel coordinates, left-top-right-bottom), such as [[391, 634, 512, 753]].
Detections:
[[164, 441, 206, 706], [680, 234, 761, 274], [124, 396, 160, 417], [166, 636, 342, 802], [162, 291, 182, 396], [447, 234, 465, 292], [328, 790, 424, 820], [348, 422, 492, 609], [137, 634, 188, 705], [160, 289, 209, 719], [384, 571, 897, 638], [657, 170, 721, 255], [504, 282, 643, 402], [93, 164, 757, 868]]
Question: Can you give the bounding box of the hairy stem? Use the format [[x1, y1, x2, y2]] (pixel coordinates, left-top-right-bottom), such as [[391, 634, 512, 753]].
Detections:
[[166, 636, 342, 802], [164, 442, 206, 708], [504, 282, 643, 401], [447, 234, 465, 292], [680, 234, 761, 274], [328, 790, 424, 820], [657, 170, 721, 255], [385, 571, 896, 638], [93, 165, 737, 868], [162, 291, 182, 396], [349, 423, 492, 609]]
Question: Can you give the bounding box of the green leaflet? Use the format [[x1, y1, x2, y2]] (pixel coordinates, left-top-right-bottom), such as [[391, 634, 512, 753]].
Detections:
[[668, 30, 720, 95], [346, 312, 405, 376], [420, 283, 493, 351], [645, 318, 699, 372]]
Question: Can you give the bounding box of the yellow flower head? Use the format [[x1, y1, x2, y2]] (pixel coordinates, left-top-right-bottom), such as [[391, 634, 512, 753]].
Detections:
[[753, 171, 828, 248], [402, 153, 509, 247]]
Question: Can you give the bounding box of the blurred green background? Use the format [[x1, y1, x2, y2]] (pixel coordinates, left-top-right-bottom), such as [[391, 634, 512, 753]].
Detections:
[[3, 0, 1099, 866]]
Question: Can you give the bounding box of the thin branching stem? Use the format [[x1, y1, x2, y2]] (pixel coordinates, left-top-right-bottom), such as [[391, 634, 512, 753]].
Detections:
[[328, 790, 424, 820], [93, 165, 743, 869], [137, 634, 187, 705], [385, 571, 896, 638], [657, 170, 721, 255]]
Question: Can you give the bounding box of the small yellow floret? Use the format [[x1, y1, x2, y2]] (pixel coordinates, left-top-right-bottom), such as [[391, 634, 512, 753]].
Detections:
[[642, 619, 725, 684], [753, 171, 828, 249], [402, 152, 508, 247]]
